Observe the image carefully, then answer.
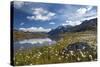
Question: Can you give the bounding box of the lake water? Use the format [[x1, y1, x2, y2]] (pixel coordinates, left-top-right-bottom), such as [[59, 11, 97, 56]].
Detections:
[[14, 38, 56, 52]]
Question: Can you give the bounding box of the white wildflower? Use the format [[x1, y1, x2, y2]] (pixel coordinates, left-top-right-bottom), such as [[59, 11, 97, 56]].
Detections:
[[55, 54, 58, 56], [82, 54, 86, 58], [58, 57, 61, 60], [26, 56, 30, 59], [38, 52, 42, 55], [70, 51, 74, 55], [38, 54, 41, 57], [16, 62, 19, 64], [30, 64, 33, 65], [62, 51, 65, 54], [33, 55, 36, 57], [66, 54, 69, 56], [77, 57, 81, 61], [79, 51, 86, 58], [89, 55, 93, 60], [38, 52, 42, 57]]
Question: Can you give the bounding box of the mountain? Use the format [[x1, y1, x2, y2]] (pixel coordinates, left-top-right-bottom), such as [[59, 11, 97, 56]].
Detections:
[[48, 25, 73, 36], [70, 18, 97, 32], [48, 18, 97, 36]]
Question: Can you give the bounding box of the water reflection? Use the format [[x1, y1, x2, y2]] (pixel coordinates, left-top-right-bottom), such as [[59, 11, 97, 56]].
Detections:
[[14, 38, 56, 51]]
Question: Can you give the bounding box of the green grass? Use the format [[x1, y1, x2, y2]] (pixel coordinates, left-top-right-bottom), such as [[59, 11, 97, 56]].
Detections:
[[13, 31, 97, 66]]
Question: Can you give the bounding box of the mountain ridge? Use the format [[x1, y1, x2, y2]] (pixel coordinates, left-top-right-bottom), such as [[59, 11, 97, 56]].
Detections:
[[48, 18, 97, 36]]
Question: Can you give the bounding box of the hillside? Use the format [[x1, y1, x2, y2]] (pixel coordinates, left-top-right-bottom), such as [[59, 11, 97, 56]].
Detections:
[[48, 18, 97, 36], [13, 31, 48, 41]]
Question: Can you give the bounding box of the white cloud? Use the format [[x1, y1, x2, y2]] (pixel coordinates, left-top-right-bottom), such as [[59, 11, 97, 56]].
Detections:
[[49, 22, 55, 25], [77, 8, 87, 15], [68, 6, 95, 21], [76, 6, 93, 15], [27, 8, 56, 21], [62, 20, 82, 26], [86, 6, 93, 11], [14, 1, 25, 8], [26, 16, 35, 20], [19, 27, 51, 32], [32, 8, 48, 15]]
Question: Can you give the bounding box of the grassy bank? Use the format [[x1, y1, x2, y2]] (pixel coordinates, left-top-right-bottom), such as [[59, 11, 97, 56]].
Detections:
[[13, 31, 48, 41], [13, 31, 97, 66]]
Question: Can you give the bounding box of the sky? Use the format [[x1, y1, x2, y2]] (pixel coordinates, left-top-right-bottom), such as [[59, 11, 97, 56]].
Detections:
[[12, 1, 97, 32]]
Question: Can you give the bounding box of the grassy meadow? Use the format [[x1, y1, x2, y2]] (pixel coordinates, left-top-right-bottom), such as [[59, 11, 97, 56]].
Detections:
[[13, 31, 97, 66]]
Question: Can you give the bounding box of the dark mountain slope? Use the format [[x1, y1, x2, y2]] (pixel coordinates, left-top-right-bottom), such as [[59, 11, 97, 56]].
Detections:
[[70, 18, 97, 32], [48, 18, 97, 36]]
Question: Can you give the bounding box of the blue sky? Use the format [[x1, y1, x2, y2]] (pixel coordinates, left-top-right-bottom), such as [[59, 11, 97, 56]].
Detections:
[[12, 1, 97, 32]]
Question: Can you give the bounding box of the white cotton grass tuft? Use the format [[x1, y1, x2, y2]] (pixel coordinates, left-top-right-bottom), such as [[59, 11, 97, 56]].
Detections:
[[77, 57, 81, 61], [55, 54, 58, 56], [69, 51, 74, 55], [89, 55, 93, 60], [79, 50, 86, 58], [58, 57, 61, 60]]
